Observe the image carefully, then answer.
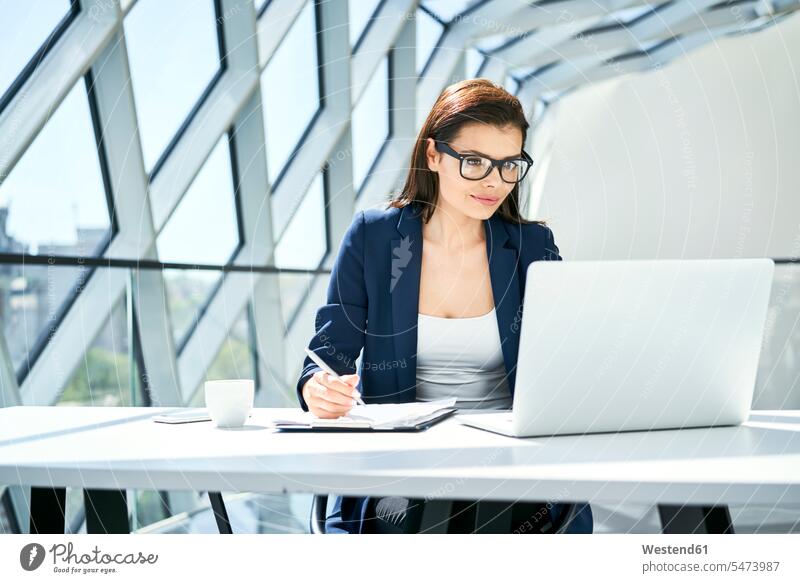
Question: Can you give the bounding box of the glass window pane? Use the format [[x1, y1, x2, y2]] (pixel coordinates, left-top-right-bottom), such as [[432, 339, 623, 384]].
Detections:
[[475, 33, 510, 54], [348, 0, 382, 47], [0, 79, 113, 374], [274, 173, 326, 324], [274, 173, 325, 270], [466, 47, 484, 78], [189, 305, 255, 405], [157, 136, 240, 345], [57, 295, 141, 407], [422, 0, 480, 22], [0, 0, 72, 102], [64, 488, 83, 532], [162, 270, 222, 347], [205, 306, 254, 381], [276, 273, 315, 328], [0, 83, 111, 255], [416, 8, 443, 74], [351, 56, 389, 192], [261, 0, 320, 186], [504, 75, 517, 96], [132, 491, 169, 530], [156, 138, 239, 265], [124, 0, 221, 172]]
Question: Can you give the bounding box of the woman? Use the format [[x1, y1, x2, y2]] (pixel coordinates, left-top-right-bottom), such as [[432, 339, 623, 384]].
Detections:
[[296, 78, 593, 534]]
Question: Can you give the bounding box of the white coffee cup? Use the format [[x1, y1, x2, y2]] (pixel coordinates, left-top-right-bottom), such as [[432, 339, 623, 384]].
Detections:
[[204, 379, 254, 428]]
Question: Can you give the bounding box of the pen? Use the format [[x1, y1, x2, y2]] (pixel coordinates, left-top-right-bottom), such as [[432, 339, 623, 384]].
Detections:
[[304, 347, 366, 406]]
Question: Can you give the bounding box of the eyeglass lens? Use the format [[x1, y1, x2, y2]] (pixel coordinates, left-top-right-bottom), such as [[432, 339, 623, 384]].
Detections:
[[460, 155, 529, 182]]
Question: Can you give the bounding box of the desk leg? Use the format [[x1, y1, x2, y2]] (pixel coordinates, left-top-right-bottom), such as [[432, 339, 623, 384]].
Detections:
[[84, 489, 129, 534], [30, 487, 66, 534], [415, 499, 452, 533], [658, 505, 734, 534], [474, 501, 513, 533], [208, 492, 232, 534]]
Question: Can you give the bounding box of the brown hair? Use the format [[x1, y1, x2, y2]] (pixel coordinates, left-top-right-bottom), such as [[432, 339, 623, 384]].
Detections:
[[388, 78, 544, 226]]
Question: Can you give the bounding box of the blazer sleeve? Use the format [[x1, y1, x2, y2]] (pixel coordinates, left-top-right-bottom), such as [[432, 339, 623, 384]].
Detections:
[[295, 210, 368, 411], [542, 224, 563, 261]]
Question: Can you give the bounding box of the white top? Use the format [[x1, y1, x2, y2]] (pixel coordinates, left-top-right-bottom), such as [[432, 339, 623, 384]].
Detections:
[[415, 307, 513, 410]]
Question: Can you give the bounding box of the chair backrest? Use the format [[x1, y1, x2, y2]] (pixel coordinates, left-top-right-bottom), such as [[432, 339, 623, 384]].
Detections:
[[554, 503, 578, 533], [308, 496, 578, 534]]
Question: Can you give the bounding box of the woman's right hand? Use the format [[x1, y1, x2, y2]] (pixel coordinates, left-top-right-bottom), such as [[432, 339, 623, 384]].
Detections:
[[301, 370, 361, 419]]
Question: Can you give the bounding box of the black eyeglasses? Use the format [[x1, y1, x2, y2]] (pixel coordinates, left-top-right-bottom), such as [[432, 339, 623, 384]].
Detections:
[[433, 139, 533, 184]]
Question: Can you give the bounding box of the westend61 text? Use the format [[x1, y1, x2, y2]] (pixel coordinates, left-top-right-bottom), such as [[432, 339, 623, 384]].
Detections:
[[642, 544, 708, 555]]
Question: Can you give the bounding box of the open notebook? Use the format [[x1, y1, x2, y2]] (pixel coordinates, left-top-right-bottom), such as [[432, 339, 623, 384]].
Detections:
[[272, 398, 458, 431]]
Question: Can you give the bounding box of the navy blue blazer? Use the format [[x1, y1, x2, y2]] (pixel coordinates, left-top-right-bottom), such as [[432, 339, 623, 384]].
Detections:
[[296, 201, 593, 534]]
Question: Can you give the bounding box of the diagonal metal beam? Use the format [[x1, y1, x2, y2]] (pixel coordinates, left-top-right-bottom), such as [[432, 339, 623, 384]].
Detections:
[[513, 0, 767, 69], [494, 1, 664, 71], [517, 0, 732, 102], [351, 0, 417, 108], [179, 0, 354, 404], [460, 0, 652, 41], [529, 3, 797, 100], [0, 0, 118, 185], [257, 0, 309, 71]]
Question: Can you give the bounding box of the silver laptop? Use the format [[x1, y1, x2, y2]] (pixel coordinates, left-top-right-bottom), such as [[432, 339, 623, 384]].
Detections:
[[458, 258, 775, 438]]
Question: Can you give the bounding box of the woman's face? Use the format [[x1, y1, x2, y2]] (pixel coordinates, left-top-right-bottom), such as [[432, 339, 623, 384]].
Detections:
[[425, 122, 523, 221]]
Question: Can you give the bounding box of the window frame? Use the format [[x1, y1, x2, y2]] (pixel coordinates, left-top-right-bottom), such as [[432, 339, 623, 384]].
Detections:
[[172, 129, 246, 356], [256, 0, 274, 19], [420, 0, 490, 24], [355, 50, 393, 197], [14, 72, 120, 386], [283, 167, 331, 331], [56, 290, 148, 408], [417, 6, 446, 78], [351, 0, 388, 53], [266, 0, 326, 192], [0, 0, 80, 115], [144, 0, 229, 181]]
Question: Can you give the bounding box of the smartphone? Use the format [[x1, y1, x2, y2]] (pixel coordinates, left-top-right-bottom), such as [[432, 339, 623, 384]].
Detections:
[[152, 409, 212, 424]]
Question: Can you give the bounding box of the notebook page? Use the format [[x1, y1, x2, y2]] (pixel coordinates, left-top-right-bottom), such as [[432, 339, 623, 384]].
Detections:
[[343, 398, 457, 428], [271, 398, 456, 428]]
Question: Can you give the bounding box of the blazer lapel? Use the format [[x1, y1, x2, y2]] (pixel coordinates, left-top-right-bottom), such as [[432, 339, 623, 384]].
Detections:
[[390, 204, 423, 402], [484, 213, 522, 397], [389, 205, 522, 401]]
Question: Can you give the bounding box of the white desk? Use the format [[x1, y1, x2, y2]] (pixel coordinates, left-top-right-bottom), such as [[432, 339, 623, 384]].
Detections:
[[1, 406, 798, 534]]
